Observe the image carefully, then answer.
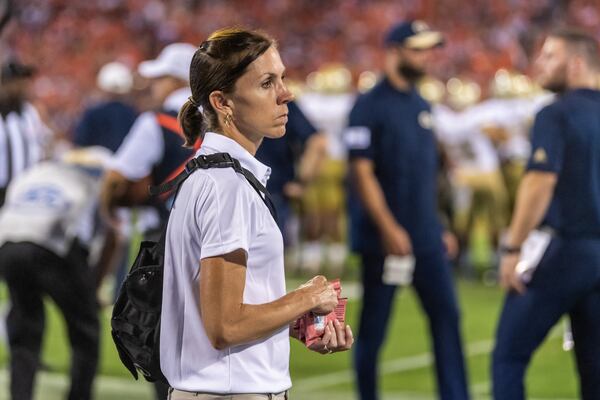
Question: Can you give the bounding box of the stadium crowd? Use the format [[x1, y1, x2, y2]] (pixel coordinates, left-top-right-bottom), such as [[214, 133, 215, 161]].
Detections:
[[1, 0, 598, 134]]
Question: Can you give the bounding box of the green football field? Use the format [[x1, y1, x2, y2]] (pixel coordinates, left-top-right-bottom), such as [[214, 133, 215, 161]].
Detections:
[[0, 279, 579, 400]]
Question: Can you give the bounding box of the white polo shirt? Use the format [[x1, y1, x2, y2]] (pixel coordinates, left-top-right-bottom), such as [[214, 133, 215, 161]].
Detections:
[[160, 132, 291, 394]]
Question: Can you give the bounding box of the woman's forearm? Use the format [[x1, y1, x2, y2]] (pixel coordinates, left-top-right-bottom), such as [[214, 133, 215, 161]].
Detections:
[[217, 289, 316, 349], [199, 251, 324, 350]]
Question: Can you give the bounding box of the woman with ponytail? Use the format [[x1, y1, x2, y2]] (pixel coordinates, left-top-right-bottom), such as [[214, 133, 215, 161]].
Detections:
[[161, 28, 353, 400]]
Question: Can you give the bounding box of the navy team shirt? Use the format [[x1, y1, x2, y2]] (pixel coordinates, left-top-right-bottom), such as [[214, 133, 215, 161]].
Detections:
[[74, 100, 138, 153], [527, 89, 600, 238], [256, 101, 317, 196], [346, 78, 442, 255]]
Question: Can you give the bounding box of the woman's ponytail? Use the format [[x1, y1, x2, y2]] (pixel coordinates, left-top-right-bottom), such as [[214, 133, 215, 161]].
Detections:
[[178, 98, 204, 148]]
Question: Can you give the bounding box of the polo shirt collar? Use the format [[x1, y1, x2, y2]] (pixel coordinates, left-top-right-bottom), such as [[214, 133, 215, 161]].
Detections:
[[199, 132, 272, 186]]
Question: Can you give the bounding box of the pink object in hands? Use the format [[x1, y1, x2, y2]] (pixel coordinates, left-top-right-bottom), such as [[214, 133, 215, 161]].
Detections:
[[295, 278, 348, 347]]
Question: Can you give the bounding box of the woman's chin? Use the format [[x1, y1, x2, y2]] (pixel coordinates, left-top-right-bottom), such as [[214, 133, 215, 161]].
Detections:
[[264, 126, 287, 139]]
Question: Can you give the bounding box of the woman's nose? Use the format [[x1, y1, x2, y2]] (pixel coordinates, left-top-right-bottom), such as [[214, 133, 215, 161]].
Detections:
[[278, 85, 294, 105]]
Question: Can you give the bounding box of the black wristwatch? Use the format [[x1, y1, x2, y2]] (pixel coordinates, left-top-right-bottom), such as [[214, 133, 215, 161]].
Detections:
[[499, 244, 521, 255]]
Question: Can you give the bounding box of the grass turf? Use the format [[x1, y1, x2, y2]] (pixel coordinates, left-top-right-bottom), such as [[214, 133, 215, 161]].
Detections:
[[0, 279, 578, 399]]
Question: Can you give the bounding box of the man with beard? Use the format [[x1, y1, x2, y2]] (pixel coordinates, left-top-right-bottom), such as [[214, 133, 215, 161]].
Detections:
[[493, 30, 600, 400], [345, 21, 469, 400]]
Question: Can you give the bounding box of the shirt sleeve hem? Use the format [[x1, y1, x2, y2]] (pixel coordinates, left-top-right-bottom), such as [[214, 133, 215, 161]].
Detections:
[[526, 164, 560, 174], [200, 238, 249, 261]]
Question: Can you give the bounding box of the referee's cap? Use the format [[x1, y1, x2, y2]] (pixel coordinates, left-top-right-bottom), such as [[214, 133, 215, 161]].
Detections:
[[138, 42, 196, 82], [384, 20, 444, 50], [97, 62, 133, 94]]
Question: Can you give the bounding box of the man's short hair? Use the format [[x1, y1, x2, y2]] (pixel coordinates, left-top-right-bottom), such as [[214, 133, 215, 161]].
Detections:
[[550, 28, 600, 69]]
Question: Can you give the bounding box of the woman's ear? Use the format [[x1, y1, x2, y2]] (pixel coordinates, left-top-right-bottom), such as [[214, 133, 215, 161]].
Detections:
[[208, 90, 233, 118]]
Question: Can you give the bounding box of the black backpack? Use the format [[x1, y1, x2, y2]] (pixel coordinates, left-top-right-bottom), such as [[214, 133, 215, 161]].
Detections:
[[111, 152, 277, 383]]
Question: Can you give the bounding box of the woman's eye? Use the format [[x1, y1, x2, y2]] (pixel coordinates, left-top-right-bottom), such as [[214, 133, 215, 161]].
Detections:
[[261, 80, 272, 89]]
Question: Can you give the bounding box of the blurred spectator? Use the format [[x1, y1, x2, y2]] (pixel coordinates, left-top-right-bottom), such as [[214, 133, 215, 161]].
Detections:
[[73, 61, 138, 152], [0, 60, 52, 207]]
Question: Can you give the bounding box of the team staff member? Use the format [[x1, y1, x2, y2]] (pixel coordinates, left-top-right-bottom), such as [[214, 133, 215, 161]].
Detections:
[[101, 42, 198, 223], [346, 21, 468, 400], [493, 30, 600, 400], [163, 28, 353, 400]]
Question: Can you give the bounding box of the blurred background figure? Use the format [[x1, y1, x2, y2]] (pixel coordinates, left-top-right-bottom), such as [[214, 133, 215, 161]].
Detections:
[[99, 42, 197, 400], [346, 21, 469, 400], [296, 64, 356, 276], [0, 60, 53, 208], [0, 146, 114, 400], [73, 61, 138, 153], [255, 100, 328, 270], [72, 61, 139, 305], [101, 42, 197, 226], [0, 0, 12, 34], [493, 29, 600, 400]]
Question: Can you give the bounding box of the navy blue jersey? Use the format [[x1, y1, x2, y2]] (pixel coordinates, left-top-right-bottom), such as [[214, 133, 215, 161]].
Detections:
[[255, 101, 317, 195], [346, 78, 442, 254], [527, 89, 600, 238], [73, 100, 138, 153]]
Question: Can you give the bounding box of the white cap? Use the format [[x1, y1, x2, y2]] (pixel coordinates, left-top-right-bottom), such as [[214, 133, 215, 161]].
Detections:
[[97, 62, 133, 94], [138, 42, 196, 82]]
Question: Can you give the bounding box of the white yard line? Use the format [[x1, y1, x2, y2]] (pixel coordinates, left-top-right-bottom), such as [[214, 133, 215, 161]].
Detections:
[[0, 369, 153, 400], [294, 338, 493, 392], [295, 328, 563, 393]]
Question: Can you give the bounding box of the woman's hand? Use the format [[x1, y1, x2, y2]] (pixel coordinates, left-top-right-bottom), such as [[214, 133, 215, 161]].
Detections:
[[299, 275, 338, 315], [308, 320, 354, 355]]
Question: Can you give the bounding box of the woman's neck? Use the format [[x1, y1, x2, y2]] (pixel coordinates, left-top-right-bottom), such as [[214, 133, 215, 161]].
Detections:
[[219, 126, 263, 156]]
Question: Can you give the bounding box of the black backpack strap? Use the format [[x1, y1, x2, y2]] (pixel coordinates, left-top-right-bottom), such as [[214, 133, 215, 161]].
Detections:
[[149, 152, 278, 222]]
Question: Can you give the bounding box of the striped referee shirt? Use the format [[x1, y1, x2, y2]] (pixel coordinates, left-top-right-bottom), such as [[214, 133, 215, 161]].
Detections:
[[0, 102, 51, 190]]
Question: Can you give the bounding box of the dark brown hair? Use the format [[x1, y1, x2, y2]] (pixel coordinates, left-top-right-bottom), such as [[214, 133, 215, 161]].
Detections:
[[550, 28, 600, 70], [178, 28, 275, 147]]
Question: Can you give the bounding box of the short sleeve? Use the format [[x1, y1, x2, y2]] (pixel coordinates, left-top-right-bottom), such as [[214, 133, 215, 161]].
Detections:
[[196, 175, 255, 260], [286, 101, 318, 145], [526, 105, 565, 173], [109, 112, 164, 179], [344, 96, 376, 160]]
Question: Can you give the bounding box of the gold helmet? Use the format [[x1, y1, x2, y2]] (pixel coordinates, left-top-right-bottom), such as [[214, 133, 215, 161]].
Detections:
[[306, 63, 352, 94], [446, 77, 481, 110], [357, 70, 378, 93], [490, 69, 538, 98], [417, 76, 445, 104], [284, 78, 306, 99]]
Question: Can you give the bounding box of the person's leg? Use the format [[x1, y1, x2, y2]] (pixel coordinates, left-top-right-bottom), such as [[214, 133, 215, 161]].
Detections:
[[354, 253, 398, 400], [492, 239, 583, 400], [153, 381, 170, 400], [558, 238, 600, 400], [569, 280, 600, 399], [41, 242, 99, 400], [411, 250, 469, 400], [0, 243, 45, 400]]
